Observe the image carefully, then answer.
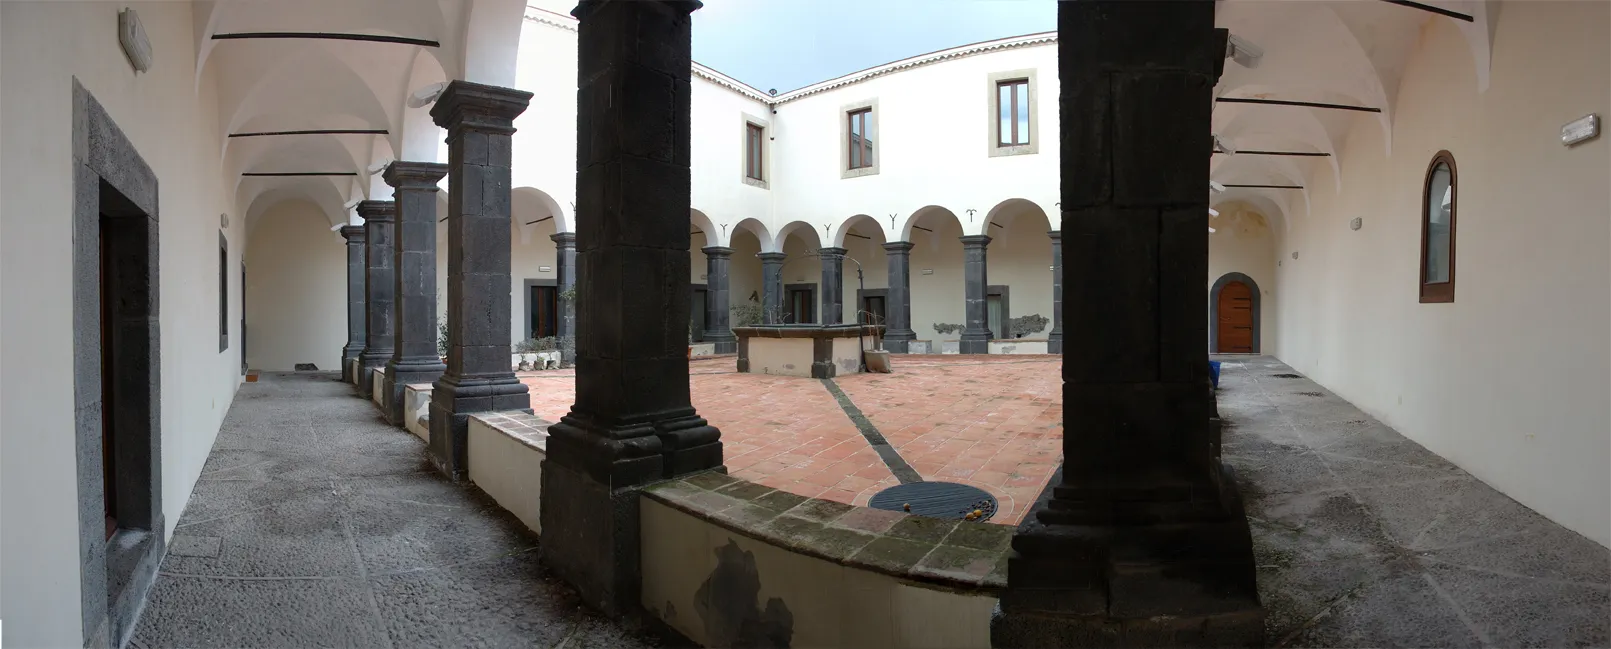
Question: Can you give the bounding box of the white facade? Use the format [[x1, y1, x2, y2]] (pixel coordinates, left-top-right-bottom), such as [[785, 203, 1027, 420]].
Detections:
[[3, 1, 1609, 646]]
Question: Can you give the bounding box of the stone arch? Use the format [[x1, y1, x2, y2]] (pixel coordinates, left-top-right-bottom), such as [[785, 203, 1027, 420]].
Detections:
[[691, 208, 721, 246], [732, 217, 775, 252], [898, 205, 963, 243], [981, 198, 1052, 236], [1210, 272, 1262, 354], [513, 187, 569, 236], [775, 220, 823, 252], [831, 214, 885, 248]]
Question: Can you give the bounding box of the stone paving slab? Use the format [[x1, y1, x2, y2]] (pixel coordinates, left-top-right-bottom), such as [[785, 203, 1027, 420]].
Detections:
[[130, 372, 660, 649]]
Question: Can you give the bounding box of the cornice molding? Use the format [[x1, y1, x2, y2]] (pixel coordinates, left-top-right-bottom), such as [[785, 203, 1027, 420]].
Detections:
[[517, 7, 1055, 107]]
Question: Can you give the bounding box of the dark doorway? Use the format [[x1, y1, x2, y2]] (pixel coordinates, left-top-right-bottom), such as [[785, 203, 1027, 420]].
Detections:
[[785, 284, 815, 324], [691, 285, 707, 342], [1217, 281, 1255, 353], [530, 284, 558, 339], [857, 288, 887, 325]]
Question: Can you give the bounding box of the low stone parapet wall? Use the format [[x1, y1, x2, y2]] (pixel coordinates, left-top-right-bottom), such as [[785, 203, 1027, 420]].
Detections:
[[403, 383, 432, 440], [466, 412, 549, 535], [641, 471, 1003, 648]]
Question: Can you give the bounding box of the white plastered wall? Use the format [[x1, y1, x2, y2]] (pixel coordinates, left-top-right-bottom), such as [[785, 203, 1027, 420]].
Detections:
[[1, 2, 243, 645], [1208, 204, 1280, 354], [244, 201, 347, 372], [1273, 3, 1610, 546]]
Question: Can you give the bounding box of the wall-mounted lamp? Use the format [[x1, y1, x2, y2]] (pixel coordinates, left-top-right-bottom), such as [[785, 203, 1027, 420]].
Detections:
[[119, 9, 153, 73], [407, 82, 449, 109]]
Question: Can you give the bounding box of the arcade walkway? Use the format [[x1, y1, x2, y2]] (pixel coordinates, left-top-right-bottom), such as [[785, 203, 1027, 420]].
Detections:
[[127, 360, 1608, 647], [129, 373, 654, 649]]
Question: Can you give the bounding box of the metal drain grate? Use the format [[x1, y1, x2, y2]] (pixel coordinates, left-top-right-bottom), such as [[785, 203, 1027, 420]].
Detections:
[[868, 482, 998, 522]]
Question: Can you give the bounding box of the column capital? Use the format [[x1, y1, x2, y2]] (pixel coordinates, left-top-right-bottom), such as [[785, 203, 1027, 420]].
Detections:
[[1048, 229, 1061, 240], [382, 161, 448, 190], [700, 246, 734, 258], [356, 200, 396, 222], [339, 225, 366, 241], [882, 241, 915, 253], [550, 232, 577, 247], [817, 247, 848, 259], [429, 80, 533, 135], [757, 252, 787, 262], [959, 234, 992, 247], [572, 0, 702, 21]]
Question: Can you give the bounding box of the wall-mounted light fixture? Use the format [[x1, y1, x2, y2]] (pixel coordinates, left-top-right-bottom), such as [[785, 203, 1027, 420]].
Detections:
[[119, 9, 153, 73], [1562, 114, 1600, 147], [921, 269, 934, 275]]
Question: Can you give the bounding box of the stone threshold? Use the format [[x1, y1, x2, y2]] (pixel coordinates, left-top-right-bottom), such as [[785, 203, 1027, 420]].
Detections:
[[645, 470, 1010, 594]]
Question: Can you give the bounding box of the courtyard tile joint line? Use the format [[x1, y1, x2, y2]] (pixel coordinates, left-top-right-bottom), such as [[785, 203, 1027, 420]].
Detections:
[[820, 377, 923, 484]]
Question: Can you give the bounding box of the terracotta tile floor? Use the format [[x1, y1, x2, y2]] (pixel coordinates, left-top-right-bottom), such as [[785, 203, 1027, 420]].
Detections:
[[519, 354, 1063, 525]]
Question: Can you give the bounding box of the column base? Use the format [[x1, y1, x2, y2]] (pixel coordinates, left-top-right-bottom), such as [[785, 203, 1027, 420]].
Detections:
[[340, 345, 364, 383], [537, 461, 649, 618], [704, 332, 736, 354], [883, 330, 917, 353], [1048, 331, 1063, 355], [993, 463, 1264, 648], [357, 351, 390, 393], [426, 374, 531, 481], [959, 331, 991, 354], [383, 360, 446, 425]]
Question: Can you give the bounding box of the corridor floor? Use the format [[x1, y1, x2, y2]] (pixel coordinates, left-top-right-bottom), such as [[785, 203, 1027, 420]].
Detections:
[[129, 372, 656, 649]]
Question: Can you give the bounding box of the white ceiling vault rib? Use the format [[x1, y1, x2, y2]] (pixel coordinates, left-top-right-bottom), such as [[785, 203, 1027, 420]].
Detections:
[[200, 0, 468, 230]]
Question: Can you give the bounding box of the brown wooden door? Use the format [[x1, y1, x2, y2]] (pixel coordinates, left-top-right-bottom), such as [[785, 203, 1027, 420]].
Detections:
[[1217, 281, 1254, 353]]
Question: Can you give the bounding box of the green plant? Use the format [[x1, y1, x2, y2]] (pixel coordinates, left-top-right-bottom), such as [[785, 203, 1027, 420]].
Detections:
[[437, 318, 449, 357], [730, 303, 765, 328], [557, 285, 578, 303], [933, 322, 965, 335], [1008, 313, 1050, 338], [514, 338, 540, 354]]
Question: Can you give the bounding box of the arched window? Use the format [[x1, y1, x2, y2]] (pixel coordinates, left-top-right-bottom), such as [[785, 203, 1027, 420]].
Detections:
[[1420, 151, 1457, 303]]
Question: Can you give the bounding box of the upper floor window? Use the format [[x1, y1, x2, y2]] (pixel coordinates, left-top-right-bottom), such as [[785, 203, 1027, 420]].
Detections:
[[1419, 151, 1457, 303], [848, 108, 874, 170], [997, 79, 1030, 146], [745, 122, 764, 181], [987, 69, 1038, 157]]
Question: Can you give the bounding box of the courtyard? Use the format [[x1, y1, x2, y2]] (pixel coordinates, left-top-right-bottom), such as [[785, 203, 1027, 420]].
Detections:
[[521, 355, 1064, 525]]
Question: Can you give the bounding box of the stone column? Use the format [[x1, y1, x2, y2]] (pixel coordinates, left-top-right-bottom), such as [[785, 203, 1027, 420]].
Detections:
[[991, 4, 1262, 646], [959, 234, 991, 354], [759, 252, 785, 324], [339, 226, 367, 383], [357, 200, 396, 389], [882, 241, 916, 353], [541, 0, 721, 618], [702, 246, 735, 353], [426, 80, 533, 481], [381, 162, 449, 425], [818, 247, 846, 325], [552, 232, 578, 363], [1048, 230, 1063, 354]]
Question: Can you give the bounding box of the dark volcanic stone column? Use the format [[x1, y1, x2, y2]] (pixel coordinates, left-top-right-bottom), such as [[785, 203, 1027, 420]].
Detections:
[[959, 234, 991, 354], [991, 2, 1263, 646], [759, 252, 785, 323], [426, 80, 533, 481], [882, 241, 916, 353], [552, 232, 578, 362], [340, 225, 367, 383], [1047, 230, 1063, 354], [817, 247, 846, 325], [357, 201, 396, 389], [540, 0, 721, 617], [702, 246, 735, 353], [381, 162, 449, 425]]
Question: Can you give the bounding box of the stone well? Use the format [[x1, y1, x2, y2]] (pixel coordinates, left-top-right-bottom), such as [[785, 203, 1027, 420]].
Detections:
[[734, 324, 884, 378]]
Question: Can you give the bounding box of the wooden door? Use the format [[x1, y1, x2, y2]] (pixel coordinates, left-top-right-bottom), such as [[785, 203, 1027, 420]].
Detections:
[[530, 285, 558, 339], [1217, 281, 1254, 353]]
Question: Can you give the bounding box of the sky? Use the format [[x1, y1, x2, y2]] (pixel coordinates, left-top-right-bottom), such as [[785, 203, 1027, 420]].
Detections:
[[689, 0, 1056, 93]]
